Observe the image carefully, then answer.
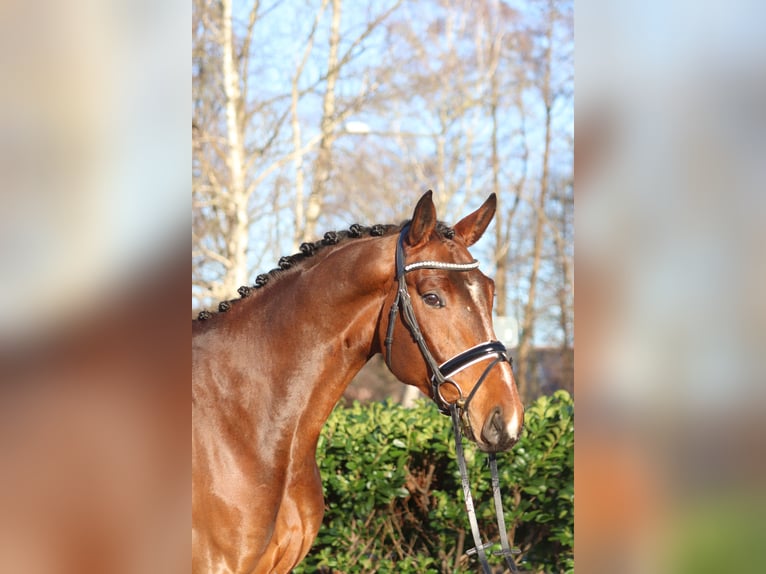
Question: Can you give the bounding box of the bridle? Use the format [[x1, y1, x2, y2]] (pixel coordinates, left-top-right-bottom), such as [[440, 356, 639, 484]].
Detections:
[[384, 224, 522, 573], [384, 224, 510, 419]]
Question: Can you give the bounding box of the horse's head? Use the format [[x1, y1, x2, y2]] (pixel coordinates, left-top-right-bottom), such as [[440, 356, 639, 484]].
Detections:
[[379, 191, 524, 453]]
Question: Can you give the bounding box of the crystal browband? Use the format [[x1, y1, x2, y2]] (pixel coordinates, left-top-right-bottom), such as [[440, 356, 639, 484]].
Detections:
[[403, 260, 480, 273]]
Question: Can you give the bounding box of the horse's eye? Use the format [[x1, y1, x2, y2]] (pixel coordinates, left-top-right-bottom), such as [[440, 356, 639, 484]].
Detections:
[[422, 293, 443, 308]]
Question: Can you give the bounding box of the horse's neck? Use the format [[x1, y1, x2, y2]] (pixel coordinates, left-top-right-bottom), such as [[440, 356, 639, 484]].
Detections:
[[204, 236, 394, 450]]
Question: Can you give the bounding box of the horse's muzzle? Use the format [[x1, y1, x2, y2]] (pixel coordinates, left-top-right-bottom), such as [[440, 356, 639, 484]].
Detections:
[[479, 406, 519, 453]]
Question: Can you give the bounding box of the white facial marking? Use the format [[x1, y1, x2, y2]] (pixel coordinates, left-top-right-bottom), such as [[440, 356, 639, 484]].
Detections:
[[507, 410, 522, 441], [466, 276, 523, 443], [466, 281, 493, 332]]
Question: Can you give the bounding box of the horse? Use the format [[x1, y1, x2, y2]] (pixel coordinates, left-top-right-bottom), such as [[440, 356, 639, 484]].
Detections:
[[192, 191, 524, 573]]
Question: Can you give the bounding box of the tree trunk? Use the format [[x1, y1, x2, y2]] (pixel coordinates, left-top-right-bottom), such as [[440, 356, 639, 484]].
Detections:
[[490, 58, 507, 317], [291, 0, 329, 251], [221, 0, 249, 294], [516, 3, 554, 400], [291, 82, 306, 251], [554, 178, 574, 394], [303, 0, 342, 243]]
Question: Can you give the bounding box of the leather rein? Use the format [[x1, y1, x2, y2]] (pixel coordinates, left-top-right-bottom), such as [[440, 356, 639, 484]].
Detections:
[[384, 224, 521, 573]]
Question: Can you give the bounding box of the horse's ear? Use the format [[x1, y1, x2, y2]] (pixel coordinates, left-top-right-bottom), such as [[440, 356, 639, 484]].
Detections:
[[407, 190, 437, 247], [453, 193, 497, 246]]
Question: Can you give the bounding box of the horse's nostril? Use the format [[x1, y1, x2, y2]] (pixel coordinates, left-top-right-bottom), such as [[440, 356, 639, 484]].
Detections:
[[481, 406, 505, 446], [491, 408, 503, 434]]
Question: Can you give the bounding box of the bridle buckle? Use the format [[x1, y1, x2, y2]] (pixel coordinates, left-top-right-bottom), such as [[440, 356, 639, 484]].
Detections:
[[433, 379, 464, 415]]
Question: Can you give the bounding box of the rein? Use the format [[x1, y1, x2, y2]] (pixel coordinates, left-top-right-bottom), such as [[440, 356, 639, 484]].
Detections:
[[385, 224, 521, 573]]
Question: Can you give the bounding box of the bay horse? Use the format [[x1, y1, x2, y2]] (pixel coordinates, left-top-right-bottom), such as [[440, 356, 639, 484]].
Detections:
[[192, 191, 524, 573]]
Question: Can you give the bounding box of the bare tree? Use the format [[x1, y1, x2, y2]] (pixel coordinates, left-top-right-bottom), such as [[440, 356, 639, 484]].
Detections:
[[515, 0, 572, 399], [192, 0, 574, 401], [193, 0, 274, 305], [291, 0, 330, 250], [471, 0, 530, 316], [193, 0, 402, 306], [295, 0, 404, 243], [219, 0, 249, 294], [302, 0, 342, 243]]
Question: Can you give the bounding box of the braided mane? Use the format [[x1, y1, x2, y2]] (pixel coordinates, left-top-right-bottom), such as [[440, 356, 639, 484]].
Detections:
[[194, 221, 455, 322]]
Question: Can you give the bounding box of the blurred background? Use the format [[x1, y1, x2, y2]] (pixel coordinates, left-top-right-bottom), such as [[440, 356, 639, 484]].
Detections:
[[192, 0, 574, 407], [577, 0, 766, 572], [0, 0, 188, 572]]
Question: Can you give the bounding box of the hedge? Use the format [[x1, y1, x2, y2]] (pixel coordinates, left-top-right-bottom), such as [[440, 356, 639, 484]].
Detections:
[[294, 390, 574, 573]]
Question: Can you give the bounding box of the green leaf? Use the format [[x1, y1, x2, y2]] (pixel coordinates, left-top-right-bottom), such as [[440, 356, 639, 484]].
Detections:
[[306, 392, 573, 573]]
